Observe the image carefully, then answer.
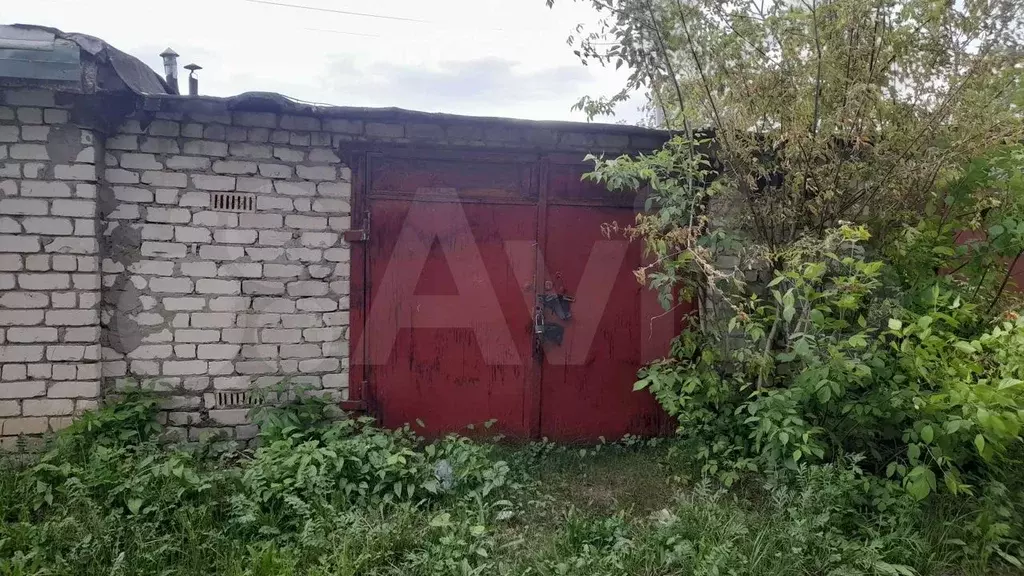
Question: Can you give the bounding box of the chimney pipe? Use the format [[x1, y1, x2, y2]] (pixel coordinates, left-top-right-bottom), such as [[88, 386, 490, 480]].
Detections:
[[184, 63, 202, 96], [159, 48, 179, 95]]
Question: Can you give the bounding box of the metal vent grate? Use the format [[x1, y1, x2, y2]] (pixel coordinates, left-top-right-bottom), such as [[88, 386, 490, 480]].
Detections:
[[215, 390, 254, 408], [211, 192, 256, 212]]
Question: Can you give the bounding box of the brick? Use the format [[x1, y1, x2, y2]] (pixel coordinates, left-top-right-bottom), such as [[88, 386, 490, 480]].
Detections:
[[0, 400, 19, 417], [47, 380, 99, 398], [281, 344, 321, 358], [324, 118, 362, 134], [163, 360, 209, 375], [313, 198, 350, 213], [10, 144, 48, 160], [209, 296, 251, 311], [166, 155, 211, 170], [199, 245, 244, 261], [137, 135, 180, 153], [2, 417, 48, 434], [257, 230, 292, 246], [256, 195, 292, 211], [106, 134, 139, 150], [108, 204, 141, 219], [300, 232, 339, 247], [228, 143, 272, 159], [257, 163, 293, 178], [243, 248, 283, 262], [18, 273, 70, 290], [164, 296, 206, 311], [191, 174, 236, 191], [120, 153, 162, 170], [142, 171, 187, 188], [308, 148, 341, 163], [235, 177, 273, 194], [179, 192, 211, 207], [261, 328, 301, 343], [296, 165, 336, 181], [65, 326, 100, 342], [209, 408, 249, 425], [17, 124, 47, 141], [43, 237, 98, 254], [129, 260, 174, 275], [197, 344, 241, 360], [196, 278, 241, 294], [147, 120, 180, 137], [285, 248, 321, 262], [50, 164, 96, 181], [175, 329, 221, 343], [0, 235, 40, 253], [271, 147, 303, 167], [141, 241, 187, 258], [22, 398, 74, 416], [286, 215, 327, 230], [218, 263, 262, 278], [221, 328, 260, 343], [234, 112, 277, 128], [0, 198, 48, 215], [105, 168, 140, 184], [0, 126, 17, 143], [182, 140, 227, 156], [287, 281, 329, 297], [180, 261, 217, 277], [274, 181, 316, 196], [304, 327, 344, 342], [297, 298, 338, 312], [366, 122, 404, 138], [0, 292, 47, 308], [44, 309, 99, 326], [7, 328, 58, 342], [149, 276, 194, 293], [191, 313, 235, 328], [0, 310, 44, 325], [140, 224, 174, 240], [213, 160, 258, 175], [242, 280, 285, 295], [174, 226, 212, 243], [114, 186, 154, 203], [253, 297, 296, 313], [52, 199, 96, 217], [192, 211, 238, 227], [235, 215, 280, 231], [322, 373, 348, 389], [263, 264, 302, 278]]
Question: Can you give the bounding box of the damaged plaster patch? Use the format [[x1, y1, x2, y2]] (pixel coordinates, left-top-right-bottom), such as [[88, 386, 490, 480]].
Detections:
[[100, 224, 144, 354], [45, 124, 84, 164]]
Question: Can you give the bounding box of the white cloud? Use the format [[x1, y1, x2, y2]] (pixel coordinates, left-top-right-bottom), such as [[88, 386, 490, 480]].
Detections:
[[5, 0, 647, 123]]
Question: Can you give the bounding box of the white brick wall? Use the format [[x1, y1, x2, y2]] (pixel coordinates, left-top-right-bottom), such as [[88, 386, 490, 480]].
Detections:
[[0, 88, 102, 447], [99, 109, 352, 441]]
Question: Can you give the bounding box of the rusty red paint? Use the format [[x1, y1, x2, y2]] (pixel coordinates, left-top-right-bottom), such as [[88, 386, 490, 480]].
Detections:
[[350, 148, 690, 440]]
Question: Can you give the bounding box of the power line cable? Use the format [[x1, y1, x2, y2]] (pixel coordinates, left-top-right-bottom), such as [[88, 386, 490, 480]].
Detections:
[[244, 0, 437, 24]]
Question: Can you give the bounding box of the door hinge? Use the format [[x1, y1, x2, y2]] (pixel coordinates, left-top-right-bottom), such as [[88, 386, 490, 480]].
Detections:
[[343, 229, 368, 242]]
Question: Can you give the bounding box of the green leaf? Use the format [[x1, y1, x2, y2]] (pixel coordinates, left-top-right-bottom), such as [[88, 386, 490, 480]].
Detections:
[[127, 498, 142, 515], [783, 305, 795, 322], [888, 319, 902, 330], [908, 444, 921, 461], [430, 512, 452, 528], [921, 425, 934, 444], [989, 224, 1005, 237], [792, 449, 802, 462], [974, 434, 985, 454]]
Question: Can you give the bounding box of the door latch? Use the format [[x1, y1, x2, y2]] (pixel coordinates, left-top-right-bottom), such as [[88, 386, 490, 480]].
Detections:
[[540, 293, 575, 321]]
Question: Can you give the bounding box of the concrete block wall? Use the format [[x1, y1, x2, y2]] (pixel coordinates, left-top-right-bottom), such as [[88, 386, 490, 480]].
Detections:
[[0, 88, 102, 449], [99, 110, 352, 442]]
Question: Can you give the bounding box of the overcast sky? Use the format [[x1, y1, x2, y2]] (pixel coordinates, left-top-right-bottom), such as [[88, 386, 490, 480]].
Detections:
[[4, 0, 646, 124]]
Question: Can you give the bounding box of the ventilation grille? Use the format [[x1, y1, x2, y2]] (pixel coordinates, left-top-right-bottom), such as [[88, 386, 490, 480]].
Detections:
[[215, 390, 254, 408], [211, 192, 256, 212]]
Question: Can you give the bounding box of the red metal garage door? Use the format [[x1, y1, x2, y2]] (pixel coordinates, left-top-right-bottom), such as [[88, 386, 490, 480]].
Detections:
[[350, 149, 687, 440]]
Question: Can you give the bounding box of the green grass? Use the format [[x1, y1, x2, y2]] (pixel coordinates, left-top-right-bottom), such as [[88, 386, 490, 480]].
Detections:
[[2, 411, 1021, 576]]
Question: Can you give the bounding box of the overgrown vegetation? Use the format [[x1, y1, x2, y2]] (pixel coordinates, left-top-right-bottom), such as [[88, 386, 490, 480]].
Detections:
[[3, 392, 1022, 575], [547, 0, 1024, 571]]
